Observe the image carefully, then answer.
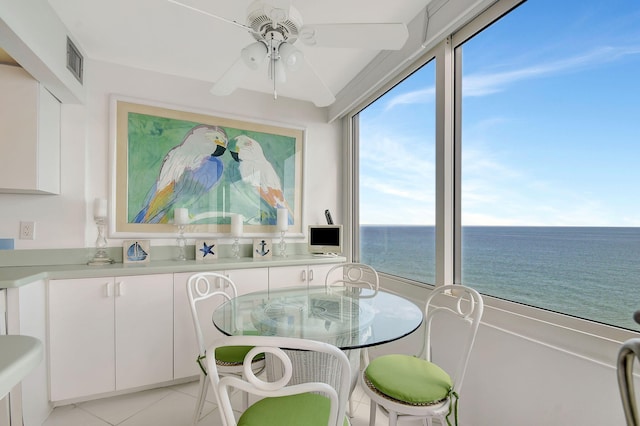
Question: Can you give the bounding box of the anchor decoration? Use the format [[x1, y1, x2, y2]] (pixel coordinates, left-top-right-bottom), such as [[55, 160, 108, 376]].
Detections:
[[256, 240, 270, 256], [253, 238, 273, 259]]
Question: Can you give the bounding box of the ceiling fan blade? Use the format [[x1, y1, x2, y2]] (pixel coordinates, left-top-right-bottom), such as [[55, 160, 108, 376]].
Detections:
[[299, 23, 409, 50], [302, 58, 335, 107], [210, 57, 249, 96], [167, 0, 259, 36], [268, 0, 292, 12]]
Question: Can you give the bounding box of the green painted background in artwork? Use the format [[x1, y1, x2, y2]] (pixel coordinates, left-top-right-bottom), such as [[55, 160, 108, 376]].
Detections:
[[127, 112, 297, 225]]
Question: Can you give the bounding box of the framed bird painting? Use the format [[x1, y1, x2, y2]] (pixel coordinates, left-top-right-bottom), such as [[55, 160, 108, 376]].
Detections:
[[110, 96, 304, 238]]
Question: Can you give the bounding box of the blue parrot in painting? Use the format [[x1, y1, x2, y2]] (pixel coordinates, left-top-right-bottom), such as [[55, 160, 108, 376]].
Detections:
[[228, 134, 293, 224], [133, 125, 228, 223]]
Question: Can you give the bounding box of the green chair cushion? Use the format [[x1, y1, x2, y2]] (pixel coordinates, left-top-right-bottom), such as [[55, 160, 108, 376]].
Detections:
[[238, 393, 349, 426], [214, 345, 256, 364], [364, 354, 452, 405], [216, 330, 264, 363]]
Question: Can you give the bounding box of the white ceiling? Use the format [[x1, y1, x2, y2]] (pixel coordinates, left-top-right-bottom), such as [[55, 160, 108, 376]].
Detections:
[[46, 0, 428, 106]]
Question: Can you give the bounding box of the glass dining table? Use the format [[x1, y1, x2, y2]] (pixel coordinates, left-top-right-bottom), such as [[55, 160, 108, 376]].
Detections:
[[212, 285, 424, 395], [211, 285, 424, 350]]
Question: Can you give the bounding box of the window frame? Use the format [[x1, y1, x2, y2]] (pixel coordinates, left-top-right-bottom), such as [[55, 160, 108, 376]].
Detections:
[[344, 0, 639, 351], [451, 0, 525, 286], [347, 0, 526, 285], [344, 47, 441, 278]]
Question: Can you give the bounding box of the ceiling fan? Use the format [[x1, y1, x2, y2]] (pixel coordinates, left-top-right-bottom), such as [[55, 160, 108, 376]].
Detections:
[[167, 0, 409, 107]]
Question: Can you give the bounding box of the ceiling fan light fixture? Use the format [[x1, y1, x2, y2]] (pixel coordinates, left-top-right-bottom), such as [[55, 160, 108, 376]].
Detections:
[[241, 41, 268, 70], [278, 42, 303, 71]]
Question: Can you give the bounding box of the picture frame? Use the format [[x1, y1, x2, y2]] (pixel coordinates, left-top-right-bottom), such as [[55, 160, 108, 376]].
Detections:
[[253, 238, 273, 259], [123, 240, 151, 264], [110, 96, 304, 237], [194, 239, 218, 262]]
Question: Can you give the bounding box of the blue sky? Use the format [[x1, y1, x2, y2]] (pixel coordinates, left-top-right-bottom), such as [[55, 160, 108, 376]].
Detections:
[[359, 0, 640, 226]]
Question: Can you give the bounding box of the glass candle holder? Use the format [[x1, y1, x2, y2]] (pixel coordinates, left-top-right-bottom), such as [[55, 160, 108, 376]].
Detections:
[[279, 231, 287, 257], [231, 237, 240, 259], [176, 224, 186, 261], [87, 216, 115, 265]]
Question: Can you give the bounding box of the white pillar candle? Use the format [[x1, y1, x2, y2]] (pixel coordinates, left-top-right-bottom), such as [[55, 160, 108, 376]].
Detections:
[[94, 198, 107, 218], [174, 208, 189, 225], [277, 208, 289, 232], [231, 213, 243, 237]]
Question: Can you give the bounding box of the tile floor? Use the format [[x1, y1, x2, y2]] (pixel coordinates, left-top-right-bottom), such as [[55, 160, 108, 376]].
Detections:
[[42, 378, 427, 426]]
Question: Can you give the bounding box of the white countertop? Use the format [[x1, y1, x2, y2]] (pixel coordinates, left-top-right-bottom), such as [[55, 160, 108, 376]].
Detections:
[[0, 335, 43, 399], [0, 255, 347, 289]]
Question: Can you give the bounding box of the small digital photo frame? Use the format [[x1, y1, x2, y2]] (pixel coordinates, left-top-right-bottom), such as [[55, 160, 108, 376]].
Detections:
[[308, 225, 343, 255]]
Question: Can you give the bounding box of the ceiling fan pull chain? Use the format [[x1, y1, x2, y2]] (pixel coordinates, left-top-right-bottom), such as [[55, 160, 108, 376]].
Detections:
[[273, 46, 278, 100], [267, 34, 277, 100]]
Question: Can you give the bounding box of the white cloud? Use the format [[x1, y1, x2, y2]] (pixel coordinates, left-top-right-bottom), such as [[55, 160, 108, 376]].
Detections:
[[358, 127, 436, 224], [384, 86, 435, 111], [361, 177, 432, 202], [359, 38, 640, 226], [383, 45, 640, 107]]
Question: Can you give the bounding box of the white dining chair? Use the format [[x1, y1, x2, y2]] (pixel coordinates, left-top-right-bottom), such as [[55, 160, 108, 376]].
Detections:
[[618, 337, 640, 425], [325, 262, 379, 415], [360, 284, 483, 426], [325, 262, 379, 365], [325, 263, 380, 297], [186, 272, 264, 425], [207, 335, 351, 426]]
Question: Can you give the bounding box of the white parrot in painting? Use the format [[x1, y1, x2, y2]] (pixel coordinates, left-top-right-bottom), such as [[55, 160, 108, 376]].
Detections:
[[133, 125, 228, 223], [228, 134, 292, 224]]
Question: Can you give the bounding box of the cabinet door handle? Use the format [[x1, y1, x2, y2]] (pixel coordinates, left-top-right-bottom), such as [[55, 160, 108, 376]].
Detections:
[[105, 283, 112, 297], [309, 269, 314, 282], [301, 270, 306, 282], [116, 281, 124, 296]]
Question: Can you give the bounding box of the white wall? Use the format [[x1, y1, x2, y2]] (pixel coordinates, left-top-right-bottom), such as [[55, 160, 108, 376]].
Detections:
[[0, 60, 342, 250], [0, 0, 84, 103], [82, 60, 343, 249], [0, 1, 342, 251]]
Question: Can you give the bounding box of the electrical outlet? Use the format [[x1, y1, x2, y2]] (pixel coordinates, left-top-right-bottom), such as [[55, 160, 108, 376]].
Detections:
[[20, 221, 35, 240]]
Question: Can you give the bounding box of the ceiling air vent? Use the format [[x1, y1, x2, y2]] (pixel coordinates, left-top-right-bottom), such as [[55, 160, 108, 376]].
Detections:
[[66, 37, 83, 84]]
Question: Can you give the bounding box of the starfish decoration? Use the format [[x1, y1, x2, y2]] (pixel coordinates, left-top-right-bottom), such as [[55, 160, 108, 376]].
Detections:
[[199, 242, 215, 258]]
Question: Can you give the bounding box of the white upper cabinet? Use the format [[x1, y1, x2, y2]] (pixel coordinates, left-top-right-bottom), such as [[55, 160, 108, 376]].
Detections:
[[0, 64, 61, 194]]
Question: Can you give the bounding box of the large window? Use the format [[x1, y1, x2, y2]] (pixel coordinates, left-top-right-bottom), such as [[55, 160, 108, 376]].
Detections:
[[353, 0, 640, 331], [456, 0, 640, 330], [358, 62, 436, 284]]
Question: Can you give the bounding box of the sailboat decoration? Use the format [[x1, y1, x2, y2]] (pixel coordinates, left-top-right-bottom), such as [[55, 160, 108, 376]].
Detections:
[[123, 240, 150, 263]]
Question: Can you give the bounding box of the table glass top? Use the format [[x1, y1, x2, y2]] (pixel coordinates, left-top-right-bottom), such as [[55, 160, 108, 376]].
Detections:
[[212, 285, 423, 350]]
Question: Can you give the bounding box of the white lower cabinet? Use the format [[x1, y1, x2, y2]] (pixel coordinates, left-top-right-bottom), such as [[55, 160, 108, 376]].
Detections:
[[173, 268, 268, 379], [48, 264, 342, 400], [268, 263, 342, 291], [49, 277, 115, 401], [48, 274, 173, 401], [115, 275, 173, 390]]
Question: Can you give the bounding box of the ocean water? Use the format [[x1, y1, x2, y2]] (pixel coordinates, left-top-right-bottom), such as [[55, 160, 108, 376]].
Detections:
[[360, 226, 640, 331]]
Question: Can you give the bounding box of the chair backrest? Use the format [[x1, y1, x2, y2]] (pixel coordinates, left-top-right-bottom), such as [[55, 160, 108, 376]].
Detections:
[[618, 337, 640, 425], [207, 335, 351, 426], [420, 285, 483, 394], [187, 272, 238, 356], [325, 263, 379, 293]]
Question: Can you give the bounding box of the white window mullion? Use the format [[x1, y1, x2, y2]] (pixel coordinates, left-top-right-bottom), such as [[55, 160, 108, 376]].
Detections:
[[435, 37, 455, 286], [344, 114, 358, 263]]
